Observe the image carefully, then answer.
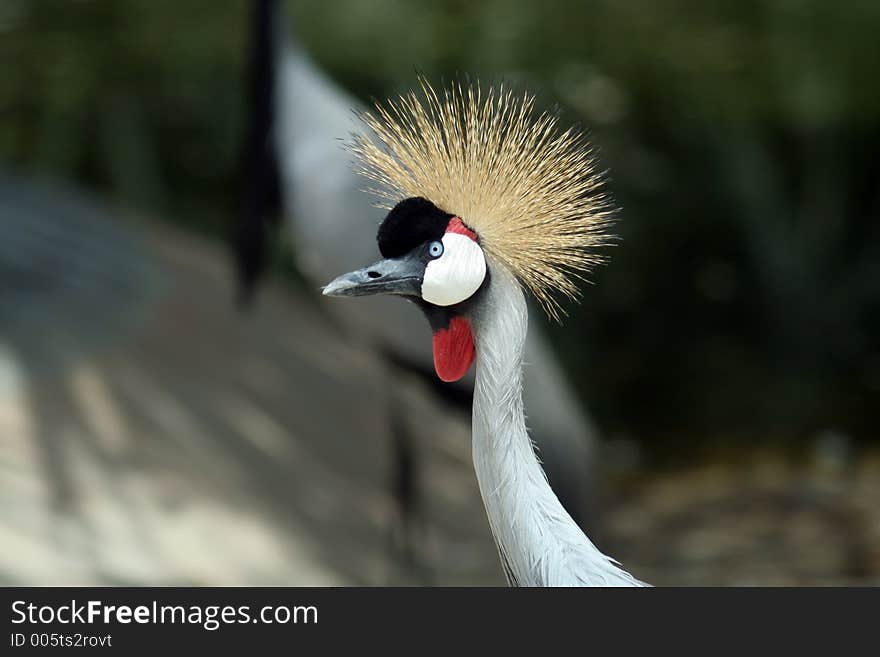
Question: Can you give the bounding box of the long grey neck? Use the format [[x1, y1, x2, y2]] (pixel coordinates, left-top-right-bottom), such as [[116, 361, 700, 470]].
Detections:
[[469, 262, 645, 586]]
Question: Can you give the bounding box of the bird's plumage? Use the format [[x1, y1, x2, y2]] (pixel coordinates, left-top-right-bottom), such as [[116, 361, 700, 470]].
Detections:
[[352, 79, 615, 320], [471, 261, 645, 586], [329, 76, 646, 585]]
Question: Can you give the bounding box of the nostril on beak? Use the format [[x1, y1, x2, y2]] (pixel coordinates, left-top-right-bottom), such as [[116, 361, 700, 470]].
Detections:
[[367, 271, 382, 279]]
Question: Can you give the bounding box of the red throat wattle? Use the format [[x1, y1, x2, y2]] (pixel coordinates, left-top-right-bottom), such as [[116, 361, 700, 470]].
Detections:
[[432, 316, 475, 382]]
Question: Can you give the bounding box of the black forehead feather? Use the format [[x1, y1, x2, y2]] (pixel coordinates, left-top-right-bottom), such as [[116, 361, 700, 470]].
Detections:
[[377, 197, 453, 258]]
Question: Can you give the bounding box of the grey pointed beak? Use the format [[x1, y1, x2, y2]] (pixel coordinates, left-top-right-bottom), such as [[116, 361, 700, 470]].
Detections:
[[322, 255, 424, 298]]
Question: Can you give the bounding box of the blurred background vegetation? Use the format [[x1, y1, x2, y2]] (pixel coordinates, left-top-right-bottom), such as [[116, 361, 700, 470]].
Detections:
[[2, 0, 877, 461]]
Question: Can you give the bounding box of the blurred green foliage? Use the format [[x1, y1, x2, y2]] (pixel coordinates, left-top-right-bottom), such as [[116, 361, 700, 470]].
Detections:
[[0, 0, 247, 231], [1, 0, 877, 452]]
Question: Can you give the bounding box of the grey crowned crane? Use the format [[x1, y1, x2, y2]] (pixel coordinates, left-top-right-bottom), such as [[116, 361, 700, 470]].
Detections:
[[323, 81, 647, 586]]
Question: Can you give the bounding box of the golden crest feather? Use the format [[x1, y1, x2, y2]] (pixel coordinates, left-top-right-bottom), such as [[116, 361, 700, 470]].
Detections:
[[351, 78, 615, 321]]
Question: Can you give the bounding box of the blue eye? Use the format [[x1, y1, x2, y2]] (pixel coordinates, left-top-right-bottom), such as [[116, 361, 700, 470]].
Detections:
[[428, 240, 444, 258]]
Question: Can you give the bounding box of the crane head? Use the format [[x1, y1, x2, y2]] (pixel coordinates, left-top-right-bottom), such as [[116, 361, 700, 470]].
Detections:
[[323, 197, 487, 383], [323, 78, 615, 382]]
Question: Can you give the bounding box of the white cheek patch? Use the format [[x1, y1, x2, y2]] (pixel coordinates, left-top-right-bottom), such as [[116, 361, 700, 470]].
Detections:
[[421, 233, 487, 306]]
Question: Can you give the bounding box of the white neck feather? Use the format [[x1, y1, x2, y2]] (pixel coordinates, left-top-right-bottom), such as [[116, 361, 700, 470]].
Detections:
[[469, 261, 646, 586]]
